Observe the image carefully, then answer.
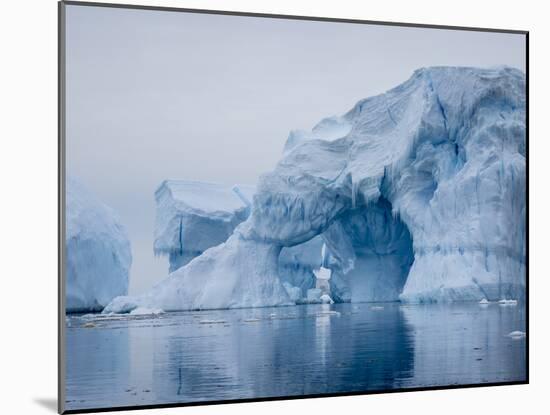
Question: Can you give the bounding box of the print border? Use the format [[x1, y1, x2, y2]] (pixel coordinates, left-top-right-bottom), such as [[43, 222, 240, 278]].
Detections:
[[58, 1, 529, 413]]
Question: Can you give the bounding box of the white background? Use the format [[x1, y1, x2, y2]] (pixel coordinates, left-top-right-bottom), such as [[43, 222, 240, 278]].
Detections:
[[0, 0, 546, 414]]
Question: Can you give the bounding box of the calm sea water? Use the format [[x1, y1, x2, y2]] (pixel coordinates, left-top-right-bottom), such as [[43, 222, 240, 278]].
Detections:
[[65, 302, 526, 411]]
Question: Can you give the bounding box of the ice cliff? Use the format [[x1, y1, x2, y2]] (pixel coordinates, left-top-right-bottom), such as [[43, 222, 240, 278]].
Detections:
[[105, 66, 526, 312], [66, 177, 132, 312]]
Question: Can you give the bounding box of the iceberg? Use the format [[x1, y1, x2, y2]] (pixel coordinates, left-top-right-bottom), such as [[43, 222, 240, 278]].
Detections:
[[66, 177, 132, 312], [106, 66, 526, 312], [153, 180, 255, 272]]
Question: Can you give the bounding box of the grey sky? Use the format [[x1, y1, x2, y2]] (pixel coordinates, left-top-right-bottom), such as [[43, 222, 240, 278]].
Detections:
[[65, 4, 526, 295]]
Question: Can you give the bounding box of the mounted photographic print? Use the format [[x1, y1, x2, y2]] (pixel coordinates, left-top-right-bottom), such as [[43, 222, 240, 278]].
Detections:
[[58, 1, 528, 413]]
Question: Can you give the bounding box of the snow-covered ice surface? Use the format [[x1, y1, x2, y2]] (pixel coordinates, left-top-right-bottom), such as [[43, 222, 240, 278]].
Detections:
[[66, 177, 132, 312], [106, 66, 525, 312]]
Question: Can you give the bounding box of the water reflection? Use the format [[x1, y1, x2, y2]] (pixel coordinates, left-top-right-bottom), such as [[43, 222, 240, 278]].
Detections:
[[65, 302, 525, 411], [397, 302, 526, 387], [65, 323, 130, 407]]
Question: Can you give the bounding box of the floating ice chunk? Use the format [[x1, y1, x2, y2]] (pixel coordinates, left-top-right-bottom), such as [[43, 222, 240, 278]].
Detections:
[[507, 331, 526, 339], [317, 310, 341, 317], [199, 319, 227, 324], [243, 318, 261, 323], [320, 294, 334, 304], [370, 306, 384, 311], [498, 299, 518, 306], [129, 307, 165, 316], [479, 298, 490, 305]]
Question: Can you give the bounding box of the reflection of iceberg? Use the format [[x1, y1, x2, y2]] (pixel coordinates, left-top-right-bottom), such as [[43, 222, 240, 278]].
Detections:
[[398, 304, 526, 387], [150, 304, 414, 402], [107, 66, 526, 312], [65, 320, 130, 410]]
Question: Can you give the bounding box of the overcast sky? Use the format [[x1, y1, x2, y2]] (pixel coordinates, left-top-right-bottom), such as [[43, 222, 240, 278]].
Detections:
[[65, 4, 526, 295]]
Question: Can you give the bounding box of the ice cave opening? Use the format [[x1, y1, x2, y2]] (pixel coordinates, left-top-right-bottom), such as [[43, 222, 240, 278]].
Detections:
[[324, 196, 415, 303]]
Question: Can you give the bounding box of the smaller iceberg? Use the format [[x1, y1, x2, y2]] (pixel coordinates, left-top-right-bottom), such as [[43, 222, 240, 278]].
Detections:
[[66, 177, 131, 313], [154, 180, 255, 272]]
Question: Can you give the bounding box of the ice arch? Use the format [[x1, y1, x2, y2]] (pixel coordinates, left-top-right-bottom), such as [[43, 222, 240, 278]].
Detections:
[[104, 66, 526, 313]]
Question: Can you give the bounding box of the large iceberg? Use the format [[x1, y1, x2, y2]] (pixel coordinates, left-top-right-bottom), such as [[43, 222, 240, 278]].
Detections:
[[105, 66, 526, 312], [66, 177, 132, 312]]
